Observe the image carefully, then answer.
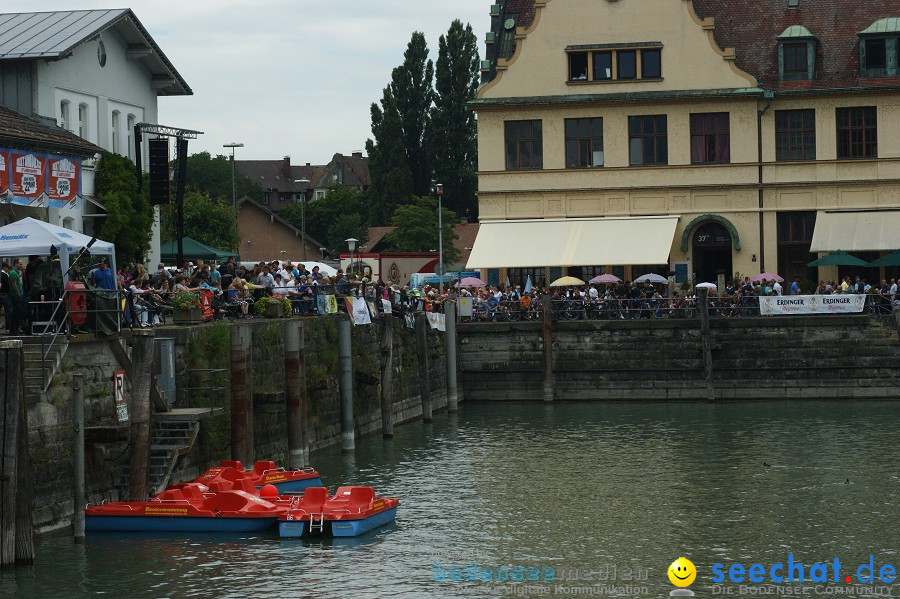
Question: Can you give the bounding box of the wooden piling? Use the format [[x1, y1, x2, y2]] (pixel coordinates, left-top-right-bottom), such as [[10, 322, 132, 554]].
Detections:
[[230, 323, 253, 465], [415, 313, 432, 423], [379, 317, 394, 438], [698, 288, 715, 401], [73, 373, 85, 544], [1, 339, 33, 567], [444, 301, 458, 412], [284, 321, 309, 468], [337, 317, 355, 452], [541, 293, 554, 403], [128, 329, 154, 501]]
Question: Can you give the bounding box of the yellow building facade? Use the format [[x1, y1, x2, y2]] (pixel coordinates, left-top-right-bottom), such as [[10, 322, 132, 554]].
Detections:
[[467, 0, 900, 288]]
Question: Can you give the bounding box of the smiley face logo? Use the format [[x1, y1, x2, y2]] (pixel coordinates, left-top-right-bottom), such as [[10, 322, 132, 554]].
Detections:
[[668, 557, 696, 587]]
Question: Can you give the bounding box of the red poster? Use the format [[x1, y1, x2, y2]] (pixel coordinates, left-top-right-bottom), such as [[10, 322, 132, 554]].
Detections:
[[46, 155, 80, 207], [10, 151, 46, 205], [0, 150, 9, 196]]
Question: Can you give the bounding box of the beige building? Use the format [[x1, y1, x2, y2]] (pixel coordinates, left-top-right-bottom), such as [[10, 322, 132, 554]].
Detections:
[[466, 0, 900, 289]]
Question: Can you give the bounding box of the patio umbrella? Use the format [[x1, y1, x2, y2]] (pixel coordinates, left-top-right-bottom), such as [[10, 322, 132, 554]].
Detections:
[[550, 276, 585, 287], [634, 273, 667, 283], [750, 272, 784, 283], [695, 282, 718, 290], [524, 275, 533, 293], [457, 276, 486, 288], [866, 249, 900, 267], [807, 251, 868, 267], [589, 273, 621, 284]]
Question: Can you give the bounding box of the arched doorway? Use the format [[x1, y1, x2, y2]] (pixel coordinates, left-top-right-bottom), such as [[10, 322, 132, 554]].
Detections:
[[692, 221, 733, 283]]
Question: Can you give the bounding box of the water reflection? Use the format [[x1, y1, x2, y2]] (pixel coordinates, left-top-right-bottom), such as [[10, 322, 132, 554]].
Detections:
[[2, 401, 898, 598]]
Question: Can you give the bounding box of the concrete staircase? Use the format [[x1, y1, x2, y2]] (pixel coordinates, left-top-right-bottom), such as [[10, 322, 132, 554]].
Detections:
[[20, 336, 69, 402], [117, 419, 199, 498]]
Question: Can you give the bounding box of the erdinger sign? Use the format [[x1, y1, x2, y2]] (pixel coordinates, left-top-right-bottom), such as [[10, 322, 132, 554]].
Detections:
[[759, 294, 865, 316], [0, 148, 81, 208]]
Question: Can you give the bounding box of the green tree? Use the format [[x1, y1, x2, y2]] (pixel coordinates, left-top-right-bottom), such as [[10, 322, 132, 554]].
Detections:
[[431, 20, 480, 221], [278, 185, 368, 255], [366, 31, 434, 225], [385, 196, 459, 264], [160, 190, 239, 252], [94, 153, 154, 264], [183, 151, 264, 204]]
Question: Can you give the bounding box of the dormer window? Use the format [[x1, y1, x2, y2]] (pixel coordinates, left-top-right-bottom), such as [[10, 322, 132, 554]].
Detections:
[[777, 26, 817, 81], [858, 19, 899, 77]]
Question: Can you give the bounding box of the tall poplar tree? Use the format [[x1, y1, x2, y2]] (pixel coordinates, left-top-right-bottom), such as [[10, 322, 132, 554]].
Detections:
[[431, 20, 480, 221], [366, 87, 412, 226]]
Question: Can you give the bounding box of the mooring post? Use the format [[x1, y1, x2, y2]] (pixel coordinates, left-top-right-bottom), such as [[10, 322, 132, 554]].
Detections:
[[1, 340, 31, 567], [444, 301, 458, 412], [128, 329, 154, 501], [338, 317, 355, 452], [541, 292, 554, 403], [698, 288, 715, 401], [415, 312, 432, 422], [14, 351, 33, 566], [284, 321, 309, 468], [73, 373, 86, 544], [379, 317, 394, 438], [230, 323, 253, 465]]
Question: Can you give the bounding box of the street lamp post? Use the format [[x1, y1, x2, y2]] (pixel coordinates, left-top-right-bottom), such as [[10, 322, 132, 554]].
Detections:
[[294, 178, 310, 261], [223, 142, 244, 211], [345, 238, 358, 277], [435, 183, 444, 295]]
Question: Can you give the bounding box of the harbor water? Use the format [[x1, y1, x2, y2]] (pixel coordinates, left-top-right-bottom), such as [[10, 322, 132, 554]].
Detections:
[[2, 401, 898, 598]]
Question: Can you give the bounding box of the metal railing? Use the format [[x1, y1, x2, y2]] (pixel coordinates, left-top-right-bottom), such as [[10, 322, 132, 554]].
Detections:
[[181, 367, 228, 415]]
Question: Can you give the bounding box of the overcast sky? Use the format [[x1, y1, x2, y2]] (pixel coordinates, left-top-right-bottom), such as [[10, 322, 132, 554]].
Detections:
[[9, 1, 489, 164]]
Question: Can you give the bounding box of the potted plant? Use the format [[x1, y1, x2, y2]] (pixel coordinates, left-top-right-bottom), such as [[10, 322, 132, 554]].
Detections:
[[254, 296, 284, 318], [172, 292, 202, 324]]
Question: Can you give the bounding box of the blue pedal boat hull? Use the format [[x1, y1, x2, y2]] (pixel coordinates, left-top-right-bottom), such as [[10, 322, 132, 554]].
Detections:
[[278, 506, 398, 538], [271, 477, 323, 494], [86, 515, 278, 533]]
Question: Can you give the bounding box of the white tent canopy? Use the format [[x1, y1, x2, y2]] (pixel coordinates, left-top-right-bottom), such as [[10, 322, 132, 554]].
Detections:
[[0, 217, 116, 283]]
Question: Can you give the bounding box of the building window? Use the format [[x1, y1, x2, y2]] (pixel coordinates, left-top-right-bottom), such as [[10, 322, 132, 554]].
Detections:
[[641, 49, 661, 79], [775, 109, 816, 161], [629, 115, 667, 166], [836, 107, 877, 159], [567, 46, 662, 82], [783, 43, 808, 75], [777, 211, 817, 284], [565, 118, 603, 168], [127, 114, 136, 161], [690, 113, 730, 164], [315, 190, 326, 200], [593, 51, 612, 80], [617, 50, 637, 79], [78, 103, 88, 139], [865, 38, 886, 69], [505, 120, 543, 170], [111, 111, 120, 154], [569, 52, 588, 81], [59, 101, 70, 130]]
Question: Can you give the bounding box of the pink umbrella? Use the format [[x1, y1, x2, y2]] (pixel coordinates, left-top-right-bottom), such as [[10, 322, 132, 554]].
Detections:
[[750, 272, 784, 283], [457, 276, 486, 288], [589, 274, 621, 284]]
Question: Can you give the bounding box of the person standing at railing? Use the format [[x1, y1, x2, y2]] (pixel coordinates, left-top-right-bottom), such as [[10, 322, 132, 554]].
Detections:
[[7, 260, 25, 334], [92, 260, 116, 290], [0, 262, 12, 334]]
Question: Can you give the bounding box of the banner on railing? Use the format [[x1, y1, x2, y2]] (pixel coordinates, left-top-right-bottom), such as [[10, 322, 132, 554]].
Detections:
[[427, 312, 446, 331], [0, 148, 82, 208], [759, 294, 865, 316], [349, 297, 371, 326], [318, 294, 338, 314], [381, 299, 392, 314]]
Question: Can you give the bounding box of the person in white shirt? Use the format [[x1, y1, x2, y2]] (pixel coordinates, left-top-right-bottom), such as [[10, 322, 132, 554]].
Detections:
[[773, 280, 783, 296]]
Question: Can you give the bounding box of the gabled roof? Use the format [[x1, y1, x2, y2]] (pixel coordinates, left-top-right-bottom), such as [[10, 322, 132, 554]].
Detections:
[[0, 104, 102, 157], [234, 160, 320, 194], [365, 222, 480, 264], [0, 9, 191, 96], [314, 153, 370, 190], [236, 197, 327, 249]]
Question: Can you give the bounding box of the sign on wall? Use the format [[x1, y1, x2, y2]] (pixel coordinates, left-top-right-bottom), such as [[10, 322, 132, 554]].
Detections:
[[0, 148, 82, 208], [759, 294, 866, 316], [114, 370, 128, 422]]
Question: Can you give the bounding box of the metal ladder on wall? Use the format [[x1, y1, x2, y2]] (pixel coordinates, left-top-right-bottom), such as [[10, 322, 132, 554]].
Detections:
[[117, 419, 199, 497], [308, 513, 326, 533]]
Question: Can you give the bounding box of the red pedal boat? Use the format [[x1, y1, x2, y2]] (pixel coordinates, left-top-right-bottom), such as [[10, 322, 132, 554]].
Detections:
[[189, 460, 322, 494], [278, 486, 399, 538]]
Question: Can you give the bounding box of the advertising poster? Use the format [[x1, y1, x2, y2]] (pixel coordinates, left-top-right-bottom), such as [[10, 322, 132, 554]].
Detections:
[[11, 151, 46, 206]]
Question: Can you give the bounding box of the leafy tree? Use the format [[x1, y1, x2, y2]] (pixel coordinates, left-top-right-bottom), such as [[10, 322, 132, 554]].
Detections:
[[385, 196, 459, 264], [94, 153, 154, 264], [183, 151, 264, 204], [431, 20, 480, 221], [366, 31, 434, 225], [278, 185, 368, 255], [160, 190, 239, 252]]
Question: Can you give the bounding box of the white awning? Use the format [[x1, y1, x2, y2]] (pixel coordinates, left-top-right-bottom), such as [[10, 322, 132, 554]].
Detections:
[[810, 211, 900, 252], [466, 216, 680, 269]]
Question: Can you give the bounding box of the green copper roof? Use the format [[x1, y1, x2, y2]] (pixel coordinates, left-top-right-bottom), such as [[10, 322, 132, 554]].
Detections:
[[777, 25, 815, 39], [858, 18, 900, 35]]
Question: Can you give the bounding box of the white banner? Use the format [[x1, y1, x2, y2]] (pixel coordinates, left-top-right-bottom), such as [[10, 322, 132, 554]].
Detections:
[[351, 297, 371, 325], [381, 299, 392, 314], [759, 294, 866, 316], [427, 312, 446, 331]]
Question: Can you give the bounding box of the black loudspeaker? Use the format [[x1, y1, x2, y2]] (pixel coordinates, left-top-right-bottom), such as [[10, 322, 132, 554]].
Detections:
[[148, 138, 170, 205]]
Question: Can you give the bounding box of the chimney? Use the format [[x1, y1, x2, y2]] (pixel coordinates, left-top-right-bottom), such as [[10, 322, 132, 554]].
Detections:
[[352, 151, 363, 159], [282, 156, 291, 179], [306, 162, 310, 167]]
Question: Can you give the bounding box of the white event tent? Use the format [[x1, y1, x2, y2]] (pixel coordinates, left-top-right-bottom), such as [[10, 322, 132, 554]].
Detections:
[[0, 217, 116, 283]]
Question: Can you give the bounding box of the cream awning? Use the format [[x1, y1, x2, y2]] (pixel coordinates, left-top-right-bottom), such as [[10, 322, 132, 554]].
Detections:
[[810, 211, 900, 252], [466, 216, 680, 269]]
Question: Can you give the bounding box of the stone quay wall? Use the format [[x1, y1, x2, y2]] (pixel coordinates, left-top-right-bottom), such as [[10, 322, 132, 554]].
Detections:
[[458, 315, 900, 401]]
